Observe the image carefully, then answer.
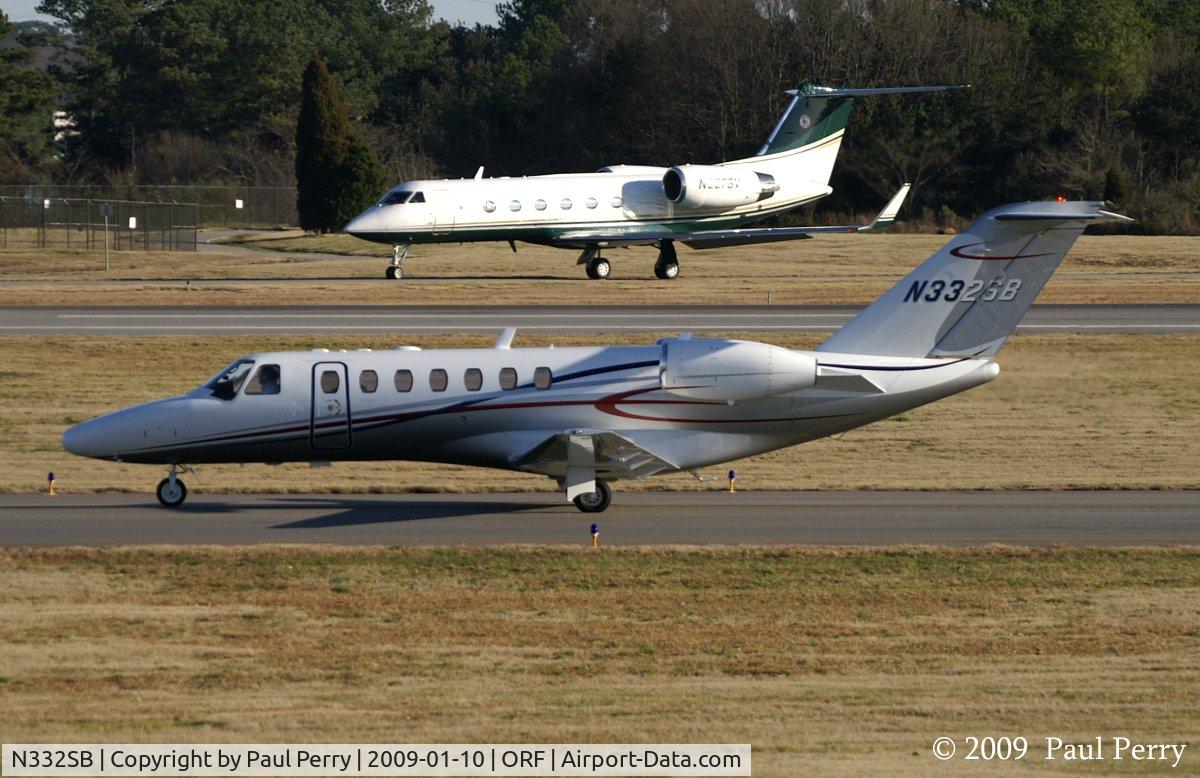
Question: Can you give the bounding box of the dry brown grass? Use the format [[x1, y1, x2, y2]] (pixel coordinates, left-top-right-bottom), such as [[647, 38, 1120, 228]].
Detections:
[[0, 546, 1197, 775], [1, 233, 1197, 305], [1, 333, 1196, 495]]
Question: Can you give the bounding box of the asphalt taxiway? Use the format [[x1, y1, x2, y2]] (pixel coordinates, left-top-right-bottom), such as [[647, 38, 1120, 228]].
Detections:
[[1, 490, 1196, 546], [0, 304, 1197, 334]]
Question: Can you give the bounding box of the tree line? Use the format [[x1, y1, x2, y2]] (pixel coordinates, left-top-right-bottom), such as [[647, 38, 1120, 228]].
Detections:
[[2, 0, 1198, 232]]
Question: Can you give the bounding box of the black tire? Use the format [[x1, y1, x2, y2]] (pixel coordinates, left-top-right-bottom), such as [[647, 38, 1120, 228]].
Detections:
[[654, 259, 679, 280], [385, 265, 403, 279], [156, 477, 187, 508], [585, 262, 598, 280], [587, 258, 611, 280], [572, 480, 611, 513]]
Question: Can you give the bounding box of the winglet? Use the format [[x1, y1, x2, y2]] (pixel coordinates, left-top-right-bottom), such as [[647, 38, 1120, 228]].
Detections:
[[863, 183, 910, 231], [493, 328, 516, 349], [801, 184, 911, 234]]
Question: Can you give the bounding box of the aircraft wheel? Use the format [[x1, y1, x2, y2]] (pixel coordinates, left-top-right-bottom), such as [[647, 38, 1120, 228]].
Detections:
[[385, 265, 404, 280], [654, 259, 679, 280], [156, 477, 187, 508], [586, 258, 611, 280], [572, 480, 611, 513]]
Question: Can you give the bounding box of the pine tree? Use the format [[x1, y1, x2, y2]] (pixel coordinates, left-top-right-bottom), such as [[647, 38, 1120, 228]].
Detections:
[[296, 55, 346, 232], [295, 54, 387, 233]]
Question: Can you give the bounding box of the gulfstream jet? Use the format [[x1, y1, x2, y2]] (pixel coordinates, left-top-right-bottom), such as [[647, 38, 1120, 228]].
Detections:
[[63, 200, 1127, 512], [345, 84, 956, 280]]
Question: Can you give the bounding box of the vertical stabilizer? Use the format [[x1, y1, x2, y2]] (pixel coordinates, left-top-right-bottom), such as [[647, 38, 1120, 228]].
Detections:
[[817, 201, 1132, 358]]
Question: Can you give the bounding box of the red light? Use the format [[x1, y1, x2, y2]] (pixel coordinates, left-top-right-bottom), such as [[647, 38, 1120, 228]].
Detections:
[[1056, 195, 1067, 203]]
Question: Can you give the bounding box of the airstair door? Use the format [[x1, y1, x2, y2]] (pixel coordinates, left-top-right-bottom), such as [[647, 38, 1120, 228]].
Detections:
[[311, 362, 351, 450]]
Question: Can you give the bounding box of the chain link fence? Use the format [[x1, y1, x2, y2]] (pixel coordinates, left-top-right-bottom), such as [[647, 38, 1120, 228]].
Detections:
[[0, 184, 297, 229], [0, 196, 200, 251]]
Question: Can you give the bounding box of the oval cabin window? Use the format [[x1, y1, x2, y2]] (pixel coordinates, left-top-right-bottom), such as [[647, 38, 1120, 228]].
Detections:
[[429, 369, 448, 392], [359, 370, 378, 393], [394, 369, 413, 392], [464, 368, 483, 391], [585, 198, 598, 209], [560, 198, 573, 210], [534, 199, 547, 211], [483, 201, 496, 213], [509, 200, 522, 212]]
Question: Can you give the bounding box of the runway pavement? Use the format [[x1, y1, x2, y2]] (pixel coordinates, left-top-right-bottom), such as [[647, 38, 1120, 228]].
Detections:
[[1, 304, 1197, 334], [1, 491, 1196, 546]]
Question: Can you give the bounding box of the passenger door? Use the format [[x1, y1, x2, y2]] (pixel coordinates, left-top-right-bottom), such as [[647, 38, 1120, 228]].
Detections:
[[311, 362, 351, 450]]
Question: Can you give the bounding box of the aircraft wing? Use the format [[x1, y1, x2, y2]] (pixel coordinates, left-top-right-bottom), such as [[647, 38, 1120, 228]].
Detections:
[[551, 184, 910, 250], [513, 429, 680, 495]]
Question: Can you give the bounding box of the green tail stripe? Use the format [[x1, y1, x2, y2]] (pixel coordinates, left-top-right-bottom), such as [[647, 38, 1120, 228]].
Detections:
[[759, 85, 855, 156]]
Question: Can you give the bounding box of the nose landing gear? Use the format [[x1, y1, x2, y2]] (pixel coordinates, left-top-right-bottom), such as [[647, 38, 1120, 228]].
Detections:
[[155, 464, 194, 508], [386, 243, 410, 279]]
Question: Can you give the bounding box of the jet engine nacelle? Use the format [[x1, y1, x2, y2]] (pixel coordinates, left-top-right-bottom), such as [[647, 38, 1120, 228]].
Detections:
[[661, 165, 778, 209], [658, 338, 818, 402]]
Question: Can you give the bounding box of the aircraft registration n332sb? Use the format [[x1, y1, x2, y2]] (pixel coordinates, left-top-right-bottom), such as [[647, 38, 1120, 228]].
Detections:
[[63, 201, 1128, 512], [344, 84, 956, 280]]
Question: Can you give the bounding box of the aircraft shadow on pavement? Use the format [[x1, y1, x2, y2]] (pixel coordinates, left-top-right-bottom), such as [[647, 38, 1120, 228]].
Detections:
[[267, 496, 553, 529]]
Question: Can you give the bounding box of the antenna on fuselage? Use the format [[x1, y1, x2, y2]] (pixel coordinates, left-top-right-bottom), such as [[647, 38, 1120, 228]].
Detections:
[[474, 165, 484, 179], [493, 328, 516, 349]]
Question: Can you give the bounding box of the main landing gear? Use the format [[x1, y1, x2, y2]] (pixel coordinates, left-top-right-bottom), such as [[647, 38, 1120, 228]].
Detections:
[[578, 248, 612, 280], [654, 240, 680, 280], [156, 464, 189, 508], [385, 243, 410, 279], [572, 480, 611, 513]]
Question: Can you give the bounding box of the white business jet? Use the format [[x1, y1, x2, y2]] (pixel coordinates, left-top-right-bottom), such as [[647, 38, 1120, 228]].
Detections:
[[345, 84, 956, 280], [63, 200, 1127, 512]]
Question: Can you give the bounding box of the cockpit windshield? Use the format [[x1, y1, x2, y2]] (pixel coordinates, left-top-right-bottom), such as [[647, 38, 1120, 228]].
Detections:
[[380, 190, 412, 206], [204, 359, 255, 400]]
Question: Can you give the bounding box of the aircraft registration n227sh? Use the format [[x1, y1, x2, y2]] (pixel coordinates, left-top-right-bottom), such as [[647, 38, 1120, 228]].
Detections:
[[63, 201, 1129, 512], [344, 84, 955, 280]]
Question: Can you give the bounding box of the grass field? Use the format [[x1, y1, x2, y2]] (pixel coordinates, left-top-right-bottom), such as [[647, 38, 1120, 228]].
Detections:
[[2, 332, 1197, 495], [0, 546, 1197, 775], [1, 232, 1197, 305]]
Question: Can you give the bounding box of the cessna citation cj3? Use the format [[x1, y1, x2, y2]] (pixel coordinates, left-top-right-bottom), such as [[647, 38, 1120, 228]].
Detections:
[[344, 84, 957, 280], [63, 201, 1128, 512]]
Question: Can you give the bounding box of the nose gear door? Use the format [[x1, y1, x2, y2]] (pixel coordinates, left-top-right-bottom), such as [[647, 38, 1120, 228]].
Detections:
[[311, 362, 351, 450]]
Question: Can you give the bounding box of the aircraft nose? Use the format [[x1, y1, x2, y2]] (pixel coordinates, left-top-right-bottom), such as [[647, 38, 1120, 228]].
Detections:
[[344, 207, 389, 236], [62, 417, 113, 459]]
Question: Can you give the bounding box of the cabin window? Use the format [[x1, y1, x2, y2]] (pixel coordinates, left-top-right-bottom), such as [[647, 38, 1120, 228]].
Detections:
[[534, 366, 552, 389], [534, 199, 547, 211], [464, 368, 483, 391], [394, 369, 413, 392], [244, 364, 281, 395], [509, 200, 522, 212], [429, 368, 448, 392], [205, 359, 255, 400], [483, 200, 496, 213], [611, 196, 623, 208], [380, 190, 411, 206], [560, 198, 573, 210], [320, 370, 340, 393], [359, 369, 378, 393], [499, 367, 518, 390], [585, 197, 598, 209], [409, 191, 425, 203]]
